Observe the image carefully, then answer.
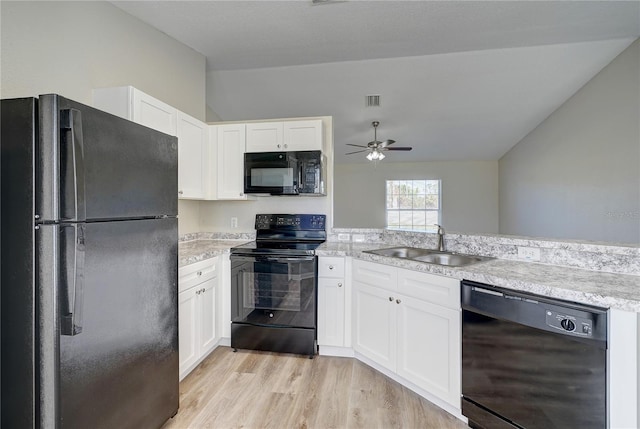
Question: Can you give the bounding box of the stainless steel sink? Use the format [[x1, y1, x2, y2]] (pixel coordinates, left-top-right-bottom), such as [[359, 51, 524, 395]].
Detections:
[[411, 253, 492, 267], [364, 247, 434, 259], [364, 246, 493, 267]]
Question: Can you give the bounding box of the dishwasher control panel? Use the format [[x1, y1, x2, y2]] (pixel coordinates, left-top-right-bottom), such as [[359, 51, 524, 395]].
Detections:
[[546, 310, 593, 337]]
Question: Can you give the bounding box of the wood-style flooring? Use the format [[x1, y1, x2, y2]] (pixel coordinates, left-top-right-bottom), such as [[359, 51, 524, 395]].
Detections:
[[162, 346, 470, 429]]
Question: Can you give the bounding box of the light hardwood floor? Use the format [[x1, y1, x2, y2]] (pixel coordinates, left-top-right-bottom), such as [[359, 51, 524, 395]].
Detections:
[[163, 346, 470, 429]]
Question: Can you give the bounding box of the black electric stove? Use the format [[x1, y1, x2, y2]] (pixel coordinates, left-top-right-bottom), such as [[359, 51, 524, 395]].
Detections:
[[229, 214, 326, 357], [231, 213, 326, 256]]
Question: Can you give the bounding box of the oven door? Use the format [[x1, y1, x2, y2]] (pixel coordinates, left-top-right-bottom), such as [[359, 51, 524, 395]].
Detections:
[[231, 255, 317, 328], [244, 152, 299, 195]]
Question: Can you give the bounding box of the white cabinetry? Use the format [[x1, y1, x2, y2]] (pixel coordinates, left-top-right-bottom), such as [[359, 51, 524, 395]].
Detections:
[[245, 120, 323, 152], [177, 111, 210, 199], [213, 124, 251, 200], [318, 257, 347, 348], [92, 86, 211, 200], [178, 257, 219, 380], [245, 122, 283, 152], [283, 120, 323, 151], [352, 259, 461, 409]]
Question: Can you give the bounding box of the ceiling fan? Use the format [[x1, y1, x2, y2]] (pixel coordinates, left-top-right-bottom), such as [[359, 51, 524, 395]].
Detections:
[[346, 121, 413, 161]]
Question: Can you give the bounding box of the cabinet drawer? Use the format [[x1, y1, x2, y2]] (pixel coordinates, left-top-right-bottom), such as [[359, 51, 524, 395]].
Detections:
[[179, 257, 217, 292], [352, 259, 397, 291], [397, 268, 459, 310], [318, 257, 345, 278]]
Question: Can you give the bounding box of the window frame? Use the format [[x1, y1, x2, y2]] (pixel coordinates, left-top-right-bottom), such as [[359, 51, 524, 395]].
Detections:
[[385, 179, 442, 232]]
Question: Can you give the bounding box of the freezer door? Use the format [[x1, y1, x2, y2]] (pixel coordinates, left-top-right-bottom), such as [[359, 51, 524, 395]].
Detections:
[[37, 218, 178, 429], [36, 94, 177, 222]]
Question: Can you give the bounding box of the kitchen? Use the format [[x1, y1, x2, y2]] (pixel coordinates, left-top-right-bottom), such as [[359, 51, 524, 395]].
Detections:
[[1, 1, 639, 428]]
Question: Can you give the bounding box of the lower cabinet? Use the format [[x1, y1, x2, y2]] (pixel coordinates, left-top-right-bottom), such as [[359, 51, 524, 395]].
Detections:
[[352, 259, 461, 409], [317, 257, 347, 348], [178, 257, 219, 380]]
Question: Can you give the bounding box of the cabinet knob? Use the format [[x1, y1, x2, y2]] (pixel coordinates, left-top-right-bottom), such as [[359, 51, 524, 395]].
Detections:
[[284, 144, 288, 148], [178, 190, 184, 195], [396, 299, 401, 304], [197, 271, 202, 276], [277, 144, 281, 148], [196, 290, 200, 295], [328, 265, 334, 270], [338, 283, 343, 287], [201, 288, 205, 294], [389, 297, 394, 302]]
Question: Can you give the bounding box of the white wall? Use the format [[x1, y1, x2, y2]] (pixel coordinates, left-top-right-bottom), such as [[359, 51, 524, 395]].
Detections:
[[334, 161, 499, 234], [499, 39, 640, 244], [1, 1, 207, 235]]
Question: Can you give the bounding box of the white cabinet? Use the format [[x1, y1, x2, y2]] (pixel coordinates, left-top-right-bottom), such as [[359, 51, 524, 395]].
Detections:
[[245, 120, 323, 152], [178, 257, 219, 380], [352, 259, 461, 408], [93, 86, 177, 136], [131, 89, 177, 136], [213, 124, 251, 200], [317, 257, 347, 348], [245, 122, 284, 152], [283, 120, 323, 151], [177, 111, 210, 199], [93, 86, 212, 200]]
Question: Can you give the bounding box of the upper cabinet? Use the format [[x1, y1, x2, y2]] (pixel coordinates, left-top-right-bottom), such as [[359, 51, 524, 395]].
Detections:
[[283, 120, 323, 151], [213, 124, 251, 200], [92, 86, 210, 200], [177, 111, 210, 200], [131, 89, 177, 136], [245, 122, 283, 152], [245, 119, 323, 152]]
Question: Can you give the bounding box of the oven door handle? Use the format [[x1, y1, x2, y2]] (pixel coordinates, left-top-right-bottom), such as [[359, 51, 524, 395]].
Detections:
[[231, 255, 315, 263]]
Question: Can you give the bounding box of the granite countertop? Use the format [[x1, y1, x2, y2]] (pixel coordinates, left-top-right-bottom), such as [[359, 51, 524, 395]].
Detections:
[[179, 239, 640, 312], [178, 239, 250, 267], [317, 241, 640, 312]]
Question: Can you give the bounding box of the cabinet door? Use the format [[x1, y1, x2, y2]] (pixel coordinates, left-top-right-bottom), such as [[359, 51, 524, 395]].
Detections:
[[317, 277, 345, 347], [396, 296, 461, 407], [217, 124, 247, 199], [283, 120, 323, 151], [132, 89, 177, 136], [177, 111, 208, 199], [353, 281, 396, 371], [178, 287, 199, 378], [246, 122, 283, 152], [198, 277, 218, 354]]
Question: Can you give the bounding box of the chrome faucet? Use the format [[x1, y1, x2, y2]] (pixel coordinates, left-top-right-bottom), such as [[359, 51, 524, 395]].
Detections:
[[434, 224, 445, 252]]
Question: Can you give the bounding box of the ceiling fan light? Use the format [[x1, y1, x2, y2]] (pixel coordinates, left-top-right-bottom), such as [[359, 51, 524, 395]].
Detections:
[[378, 151, 385, 160], [366, 151, 375, 161]]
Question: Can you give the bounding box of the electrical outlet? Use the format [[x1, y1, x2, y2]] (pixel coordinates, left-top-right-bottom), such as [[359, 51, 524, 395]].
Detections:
[[352, 234, 365, 243], [518, 246, 541, 261], [338, 233, 351, 242], [231, 217, 238, 228]]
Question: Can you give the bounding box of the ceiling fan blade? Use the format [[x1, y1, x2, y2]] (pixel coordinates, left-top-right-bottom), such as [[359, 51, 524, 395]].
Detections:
[[346, 143, 369, 148], [384, 147, 413, 151], [378, 139, 396, 148], [345, 149, 369, 155]]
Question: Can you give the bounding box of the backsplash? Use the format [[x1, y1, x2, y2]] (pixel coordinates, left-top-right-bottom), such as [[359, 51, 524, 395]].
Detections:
[[330, 228, 640, 276], [180, 232, 256, 242]]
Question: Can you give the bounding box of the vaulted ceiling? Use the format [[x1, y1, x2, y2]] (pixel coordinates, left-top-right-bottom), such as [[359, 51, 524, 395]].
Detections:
[[113, 1, 639, 163]]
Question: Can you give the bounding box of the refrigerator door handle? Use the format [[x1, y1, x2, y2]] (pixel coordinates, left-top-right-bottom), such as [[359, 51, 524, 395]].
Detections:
[[60, 109, 86, 222], [60, 224, 86, 336]]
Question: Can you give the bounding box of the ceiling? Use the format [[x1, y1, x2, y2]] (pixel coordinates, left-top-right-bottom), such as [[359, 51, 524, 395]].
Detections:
[[112, 1, 640, 163]]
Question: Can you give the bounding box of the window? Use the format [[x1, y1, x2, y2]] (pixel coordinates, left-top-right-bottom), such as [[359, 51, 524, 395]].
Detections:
[[386, 180, 441, 231]]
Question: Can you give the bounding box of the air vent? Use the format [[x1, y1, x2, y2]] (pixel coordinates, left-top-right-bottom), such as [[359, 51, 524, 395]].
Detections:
[[366, 95, 381, 107]]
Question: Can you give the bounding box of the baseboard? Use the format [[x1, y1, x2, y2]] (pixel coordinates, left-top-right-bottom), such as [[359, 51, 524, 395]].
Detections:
[[318, 345, 355, 357]]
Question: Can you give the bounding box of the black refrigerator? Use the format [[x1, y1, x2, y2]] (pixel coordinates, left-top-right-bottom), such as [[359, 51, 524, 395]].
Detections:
[[1, 94, 179, 428]]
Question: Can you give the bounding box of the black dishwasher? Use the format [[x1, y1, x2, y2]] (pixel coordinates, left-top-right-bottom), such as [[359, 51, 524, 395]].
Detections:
[[461, 280, 608, 429]]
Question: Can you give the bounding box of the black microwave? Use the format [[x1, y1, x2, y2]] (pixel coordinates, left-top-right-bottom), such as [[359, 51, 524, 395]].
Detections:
[[244, 151, 325, 196]]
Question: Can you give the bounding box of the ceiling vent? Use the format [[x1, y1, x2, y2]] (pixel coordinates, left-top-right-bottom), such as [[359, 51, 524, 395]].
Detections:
[[366, 95, 381, 107]]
